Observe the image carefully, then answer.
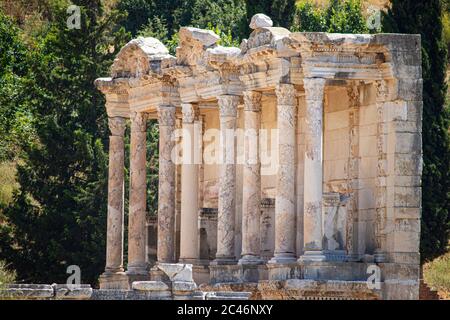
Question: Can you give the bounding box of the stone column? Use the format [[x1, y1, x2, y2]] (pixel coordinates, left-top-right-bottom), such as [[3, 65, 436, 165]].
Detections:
[[157, 105, 176, 263], [127, 111, 148, 274], [105, 117, 126, 274], [300, 78, 327, 262], [270, 84, 298, 264], [239, 91, 263, 265], [179, 103, 200, 263], [213, 95, 239, 265]]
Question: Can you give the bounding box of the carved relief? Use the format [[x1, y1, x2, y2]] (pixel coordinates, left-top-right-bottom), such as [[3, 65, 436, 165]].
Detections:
[[181, 103, 196, 124], [157, 106, 176, 127], [108, 117, 126, 136], [243, 91, 262, 112], [275, 84, 296, 106], [303, 78, 326, 102], [218, 95, 240, 118], [130, 111, 147, 132]]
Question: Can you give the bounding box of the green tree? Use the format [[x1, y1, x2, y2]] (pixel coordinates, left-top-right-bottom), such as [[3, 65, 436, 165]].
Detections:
[[0, 0, 129, 285], [384, 0, 450, 261], [293, 0, 368, 33], [117, 0, 181, 36], [245, 0, 296, 30], [119, 0, 246, 43], [0, 260, 16, 289], [0, 10, 33, 162]]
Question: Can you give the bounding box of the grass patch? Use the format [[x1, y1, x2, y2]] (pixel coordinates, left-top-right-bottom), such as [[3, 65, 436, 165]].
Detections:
[[0, 260, 16, 288], [423, 252, 450, 297], [0, 161, 18, 208]]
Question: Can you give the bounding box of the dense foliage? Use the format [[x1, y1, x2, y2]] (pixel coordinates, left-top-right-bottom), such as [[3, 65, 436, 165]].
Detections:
[[0, 260, 16, 289], [384, 0, 450, 261], [0, 0, 128, 284], [293, 0, 369, 33], [0, 11, 32, 162]]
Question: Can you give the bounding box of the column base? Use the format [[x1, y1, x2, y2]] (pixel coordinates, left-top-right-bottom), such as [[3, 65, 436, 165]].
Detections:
[[268, 253, 297, 264], [346, 253, 361, 262], [298, 250, 327, 262], [211, 257, 237, 266], [240, 263, 268, 282], [126, 268, 150, 287], [126, 264, 149, 275], [374, 251, 387, 263], [178, 258, 202, 265], [99, 271, 129, 290], [238, 255, 264, 265], [267, 262, 302, 281]]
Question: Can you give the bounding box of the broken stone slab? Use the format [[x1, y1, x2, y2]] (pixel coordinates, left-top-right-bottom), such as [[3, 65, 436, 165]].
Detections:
[[249, 14, 273, 30], [52, 284, 93, 300], [92, 289, 172, 300], [1, 284, 54, 299], [132, 281, 170, 292], [127, 37, 169, 57], [156, 263, 194, 282], [172, 281, 197, 292], [205, 291, 252, 300], [179, 27, 220, 47]]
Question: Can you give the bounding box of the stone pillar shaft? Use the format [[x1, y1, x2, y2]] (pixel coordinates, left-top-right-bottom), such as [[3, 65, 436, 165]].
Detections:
[[157, 106, 176, 263], [300, 78, 326, 262], [270, 84, 298, 264], [127, 112, 148, 274], [179, 103, 200, 262], [105, 117, 126, 273], [214, 95, 240, 264], [239, 91, 262, 265]]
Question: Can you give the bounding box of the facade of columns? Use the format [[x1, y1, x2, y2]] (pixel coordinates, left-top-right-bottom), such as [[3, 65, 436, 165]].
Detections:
[[157, 105, 177, 263], [213, 95, 240, 265], [299, 78, 327, 262], [127, 111, 148, 274], [179, 103, 200, 263], [270, 84, 298, 264], [105, 117, 126, 274], [239, 91, 263, 265]]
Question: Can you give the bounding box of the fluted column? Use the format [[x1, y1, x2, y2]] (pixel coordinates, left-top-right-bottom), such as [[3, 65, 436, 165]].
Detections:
[[270, 84, 297, 264], [300, 78, 326, 262], [239, 91, 263, 265], [179, 103, 200, 263], [105, 117, 126, 274], [157, 105, 176, 263], [213, 95, 239, 265], [127, 111, 148, 274]]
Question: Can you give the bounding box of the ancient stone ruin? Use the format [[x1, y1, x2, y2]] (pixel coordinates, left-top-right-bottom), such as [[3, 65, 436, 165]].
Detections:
[[91, 13, 422, 300]]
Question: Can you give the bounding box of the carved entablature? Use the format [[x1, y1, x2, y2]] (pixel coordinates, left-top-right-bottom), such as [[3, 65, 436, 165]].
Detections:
[[96, 15, 421, 117], [288, 32, 395, 81], [177, 27, 220, 70], [111, 37, 174, 79]]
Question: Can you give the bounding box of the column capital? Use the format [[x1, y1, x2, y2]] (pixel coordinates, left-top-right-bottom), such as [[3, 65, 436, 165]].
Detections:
[[218, 95, 239, 118], [303, 78, 326, 101], [243, 91, 262, 112], [130, 111, 147, 132], [157, 105, 176, 126], [375, 79, 388, 102], [181, 103, 197, 124], [108, 117, 126, 136], [275, 84, 296, 106]]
